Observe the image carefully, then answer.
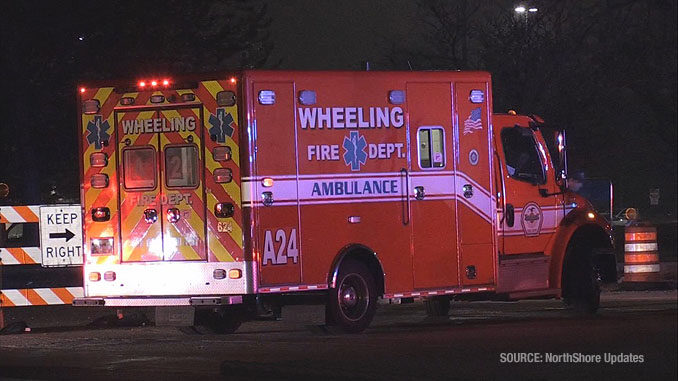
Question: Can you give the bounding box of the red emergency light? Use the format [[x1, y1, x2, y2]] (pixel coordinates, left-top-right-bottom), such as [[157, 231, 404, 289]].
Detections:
[[79, 87, 86, 94]]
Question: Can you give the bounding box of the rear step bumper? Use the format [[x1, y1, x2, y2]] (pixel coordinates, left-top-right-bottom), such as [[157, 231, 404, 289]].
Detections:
[[73, 295, 244, 307]]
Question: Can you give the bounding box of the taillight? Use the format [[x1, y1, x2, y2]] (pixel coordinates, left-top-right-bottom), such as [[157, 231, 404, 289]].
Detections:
[[212, 146, 232, 162], [90, 152, 108, 167], [89, 272, 101, 282], [214, 168, 233, 183], [215, 203, 234, 218], [103, 271, 116, 281], [92, 207, 110, 222], [91, 174, 109, 189], [91, 237, 114, 255]]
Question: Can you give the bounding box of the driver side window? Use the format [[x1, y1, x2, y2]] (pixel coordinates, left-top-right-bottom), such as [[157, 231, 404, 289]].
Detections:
[[501, 127, 546, 184]]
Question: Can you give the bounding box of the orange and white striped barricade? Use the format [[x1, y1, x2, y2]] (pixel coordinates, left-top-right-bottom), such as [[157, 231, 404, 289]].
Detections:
[[1, 205, 84, 328]]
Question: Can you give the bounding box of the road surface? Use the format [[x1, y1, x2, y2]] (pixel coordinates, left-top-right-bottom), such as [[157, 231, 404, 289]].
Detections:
[[1, 290, 676, 380]]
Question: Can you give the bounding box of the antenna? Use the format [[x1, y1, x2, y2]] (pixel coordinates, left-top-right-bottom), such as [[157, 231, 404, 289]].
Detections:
[[407, 60, 413, 70], [365, 61, 370, 71]]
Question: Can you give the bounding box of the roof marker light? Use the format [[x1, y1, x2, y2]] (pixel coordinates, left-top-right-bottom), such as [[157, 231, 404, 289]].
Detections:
[[139, 81, 146, 88], [163, 79, 170, 86], [80, 87, 86, 94], [258, 90, 276, 105], [230, 77, 237, 84], [151, 80, 158, 87]]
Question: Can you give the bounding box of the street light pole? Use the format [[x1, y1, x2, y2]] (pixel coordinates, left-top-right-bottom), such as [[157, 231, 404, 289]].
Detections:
[[514, 5, 538, 25]]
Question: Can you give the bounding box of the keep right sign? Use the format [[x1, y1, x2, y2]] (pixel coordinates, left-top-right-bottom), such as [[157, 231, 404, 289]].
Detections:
[[39, 205, 83, 267]]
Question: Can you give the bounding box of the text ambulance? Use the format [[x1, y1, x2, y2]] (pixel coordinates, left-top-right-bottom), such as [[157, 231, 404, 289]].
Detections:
[[75, 71, 615, 333]]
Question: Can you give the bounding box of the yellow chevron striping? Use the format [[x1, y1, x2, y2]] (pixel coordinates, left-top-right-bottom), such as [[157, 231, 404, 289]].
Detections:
[[201, 80, 224, 99], [208, 230, 235, 262], [94, 87, 114, 104], [207, 193, 243, 249]]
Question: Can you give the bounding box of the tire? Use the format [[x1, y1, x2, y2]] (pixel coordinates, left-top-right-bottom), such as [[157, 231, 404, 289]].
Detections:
[[194, 307, 242, 334], [563, 243, 601, 314], [424, 296, 450, 317], [326, 260, 377, 333]]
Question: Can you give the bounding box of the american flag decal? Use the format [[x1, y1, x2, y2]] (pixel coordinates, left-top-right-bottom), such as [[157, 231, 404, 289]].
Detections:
[[463, 107, 483, 135]]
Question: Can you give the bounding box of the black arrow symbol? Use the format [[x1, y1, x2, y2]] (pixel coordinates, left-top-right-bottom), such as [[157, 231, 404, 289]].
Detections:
[[49, 229, 75, 242]]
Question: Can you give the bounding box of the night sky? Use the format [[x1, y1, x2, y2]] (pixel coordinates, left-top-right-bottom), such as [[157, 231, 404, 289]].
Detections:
[[1, 0, 676, 217]]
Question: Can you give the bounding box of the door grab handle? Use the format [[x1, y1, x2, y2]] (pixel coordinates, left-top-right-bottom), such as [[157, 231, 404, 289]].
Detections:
[[414, 186, 425, 200]]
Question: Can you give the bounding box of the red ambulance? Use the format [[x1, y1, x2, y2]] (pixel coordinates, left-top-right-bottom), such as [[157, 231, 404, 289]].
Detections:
[[75, 71, 615, 333]]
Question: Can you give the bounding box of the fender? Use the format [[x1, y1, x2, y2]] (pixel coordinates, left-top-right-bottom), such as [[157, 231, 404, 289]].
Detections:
[[328, 243, 385, 294], [549, 207, 613, 290]]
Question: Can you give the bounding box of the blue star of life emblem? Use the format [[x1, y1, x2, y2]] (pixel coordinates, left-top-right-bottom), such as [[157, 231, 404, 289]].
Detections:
[[86, 115, 110, 149], [343, 131, 368, 171], [209, 108, 235, 143]]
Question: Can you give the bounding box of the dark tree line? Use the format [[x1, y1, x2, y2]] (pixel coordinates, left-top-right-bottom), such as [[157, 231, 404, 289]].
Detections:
[[0, 1, 275, 204], [387, 0, 677, 215]]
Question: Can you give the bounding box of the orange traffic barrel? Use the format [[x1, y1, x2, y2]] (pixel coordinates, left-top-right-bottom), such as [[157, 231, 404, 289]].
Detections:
[[623, 226, 661, 282]]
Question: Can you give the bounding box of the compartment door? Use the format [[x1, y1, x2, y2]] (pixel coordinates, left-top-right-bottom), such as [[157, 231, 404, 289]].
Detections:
[[454, 82, 496, 286], [116, 109, 163, 262], [253, 82, 302, 286], [406, 82, 459, 289]]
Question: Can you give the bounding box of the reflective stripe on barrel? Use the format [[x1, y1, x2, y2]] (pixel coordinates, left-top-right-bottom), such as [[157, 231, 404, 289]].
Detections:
[[623, 226, 660, 282]]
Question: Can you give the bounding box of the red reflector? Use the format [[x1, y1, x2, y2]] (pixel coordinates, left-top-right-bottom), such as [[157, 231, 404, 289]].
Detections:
[[167, 208, 181, 223]]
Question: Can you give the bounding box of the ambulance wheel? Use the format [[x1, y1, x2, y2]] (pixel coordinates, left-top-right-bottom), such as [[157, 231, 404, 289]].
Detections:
[[194, 307, 242, 334], [424, 296, 450, 317], [326, 260, 377, 333], [562, 243, 601, 314]]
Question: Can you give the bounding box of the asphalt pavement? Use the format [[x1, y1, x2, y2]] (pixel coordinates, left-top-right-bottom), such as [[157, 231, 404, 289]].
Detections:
[[0, 290, 676, 380]]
